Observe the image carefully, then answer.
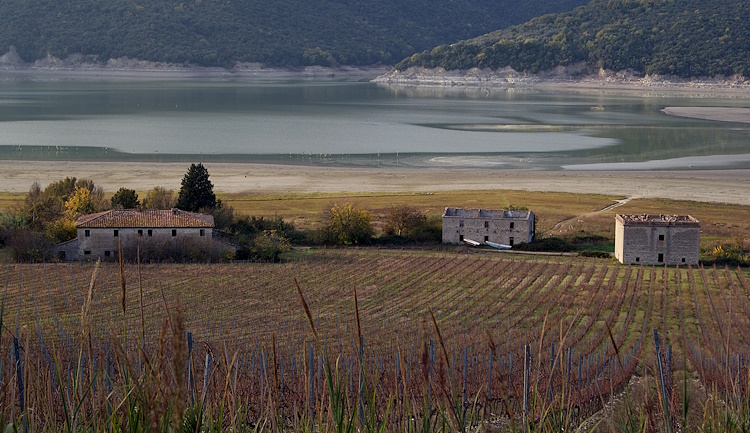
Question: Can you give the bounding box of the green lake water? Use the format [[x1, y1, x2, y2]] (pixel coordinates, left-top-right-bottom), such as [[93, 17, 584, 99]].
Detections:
[[0, 77, 749, 170]]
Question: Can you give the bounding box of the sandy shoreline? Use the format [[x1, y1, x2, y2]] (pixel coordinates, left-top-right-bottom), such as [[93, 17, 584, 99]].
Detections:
[[1, 160, 749, 205]]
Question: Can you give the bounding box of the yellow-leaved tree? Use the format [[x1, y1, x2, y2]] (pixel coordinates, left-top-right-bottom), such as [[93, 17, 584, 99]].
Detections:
[[65, 185, 97, 218], [321, 202, 373, 245]]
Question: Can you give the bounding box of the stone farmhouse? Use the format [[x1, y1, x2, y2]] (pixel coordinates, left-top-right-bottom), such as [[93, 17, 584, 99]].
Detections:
[[614, 214, 700, 265], [54, 208, 233, 261], [442, 207, 535, 246]]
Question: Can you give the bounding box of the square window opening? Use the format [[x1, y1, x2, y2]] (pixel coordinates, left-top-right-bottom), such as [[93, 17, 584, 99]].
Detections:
[[484, 221, 489, 228], [658, 253, 664, 263], [200, 229, 205, 237], [104, 251, 111, 257], [148, 229, 153, 237], [138, 229, 143, 236], [84, 230, 90, 237], [114, 230, 118, 237], [172, 229, 177, 237], [510, 222, 515, 229], [509, 237, 514, 246]]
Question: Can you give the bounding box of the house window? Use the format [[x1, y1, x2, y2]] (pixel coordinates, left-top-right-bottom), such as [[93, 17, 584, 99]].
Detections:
[[682, 258, 686, 263], [484, 236, 489, 242], [148, 229, 153, 237], [658, 253, 664, 263], [658, 234, 665, 241], [658, 234, 665, 246], [459, 235, 464, 242], [459, 220, 464, 228], [484, 221, 489, 228], [200, 229, 205, 237], [138, 229, 143, 237], [509, 237, 514, 246], [84, 250, 91, 255], [510, 222, 515, 229], [172, 229, 177, 237], [84, 230, 90, 237], [635, 257, 640, 263], [113, 230, 118, 237], [104, 251, 111, 257]]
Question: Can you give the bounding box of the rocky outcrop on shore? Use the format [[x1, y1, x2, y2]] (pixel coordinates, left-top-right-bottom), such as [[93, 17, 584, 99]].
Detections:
[[373, 65, 750, 92]]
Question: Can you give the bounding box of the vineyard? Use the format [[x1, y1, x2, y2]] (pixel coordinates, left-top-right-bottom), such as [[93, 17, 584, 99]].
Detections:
[[1, 249, 749, 431]]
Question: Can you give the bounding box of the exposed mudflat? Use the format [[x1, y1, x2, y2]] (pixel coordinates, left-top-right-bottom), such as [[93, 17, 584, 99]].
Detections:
[[2, 160, 749, 205], [662, 106, 750, 123]]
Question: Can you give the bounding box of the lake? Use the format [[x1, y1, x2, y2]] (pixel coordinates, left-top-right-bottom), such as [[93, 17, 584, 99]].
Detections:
[[0, 77, 749, 170]]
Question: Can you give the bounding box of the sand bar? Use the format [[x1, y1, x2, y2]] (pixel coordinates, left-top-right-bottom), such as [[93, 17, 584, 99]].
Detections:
[[1, 160, 749, 205], [662, 106, 750, 123]]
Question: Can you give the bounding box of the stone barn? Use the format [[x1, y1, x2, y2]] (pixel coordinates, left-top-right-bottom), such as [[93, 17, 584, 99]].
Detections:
[[614, 214, 700, 265], [442, 207, 534, 246], [54, 208, 234, 261]]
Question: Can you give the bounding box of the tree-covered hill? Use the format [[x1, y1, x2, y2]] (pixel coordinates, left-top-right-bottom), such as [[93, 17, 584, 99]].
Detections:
[[396, 0, 750, 78], [0, 0, 587, 68]]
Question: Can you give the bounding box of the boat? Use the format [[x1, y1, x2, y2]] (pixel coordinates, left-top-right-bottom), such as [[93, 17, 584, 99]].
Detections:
[[463, 238, 481, 247], [485, 241, 512, 250]]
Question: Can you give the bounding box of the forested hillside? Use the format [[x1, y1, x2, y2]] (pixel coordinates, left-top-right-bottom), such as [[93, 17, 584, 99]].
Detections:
[[0, 0, 587, 67], [396, 0, 750, 78]]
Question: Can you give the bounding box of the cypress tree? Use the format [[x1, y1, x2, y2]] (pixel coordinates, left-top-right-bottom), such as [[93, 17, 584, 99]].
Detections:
[[176, 163, 216, 212]]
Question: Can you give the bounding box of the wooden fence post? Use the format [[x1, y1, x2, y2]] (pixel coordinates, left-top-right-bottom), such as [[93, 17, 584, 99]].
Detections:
[[523, 344, 531, 433]]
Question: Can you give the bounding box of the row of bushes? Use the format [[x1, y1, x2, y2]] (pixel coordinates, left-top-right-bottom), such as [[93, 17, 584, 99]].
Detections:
[[0, 203, 444, 263]]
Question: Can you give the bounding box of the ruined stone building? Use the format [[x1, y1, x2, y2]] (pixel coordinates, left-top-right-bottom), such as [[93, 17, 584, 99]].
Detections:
[[614, 214, 700, 265], [442, 207, 534, 246], [54, 208, 232, 261]]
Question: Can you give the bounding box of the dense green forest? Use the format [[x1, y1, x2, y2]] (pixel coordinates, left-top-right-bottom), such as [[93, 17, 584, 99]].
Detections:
[[396, 0, 750, 78], [0, 0, 586, 67]]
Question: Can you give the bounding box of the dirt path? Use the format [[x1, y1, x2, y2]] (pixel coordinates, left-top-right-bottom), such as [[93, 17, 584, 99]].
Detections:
[[550, 196, 635, 234]]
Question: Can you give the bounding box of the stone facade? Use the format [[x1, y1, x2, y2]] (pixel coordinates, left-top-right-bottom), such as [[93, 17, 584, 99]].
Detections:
[[54, 209, 233, 261], [614, 214, 700, 265], [442, 208, 534, 245]]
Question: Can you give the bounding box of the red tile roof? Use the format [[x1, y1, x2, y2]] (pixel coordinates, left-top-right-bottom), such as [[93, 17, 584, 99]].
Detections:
[[76, 209, 214, 229]]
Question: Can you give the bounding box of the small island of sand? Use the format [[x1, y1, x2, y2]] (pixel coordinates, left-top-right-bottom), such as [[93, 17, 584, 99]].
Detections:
[[662, 106, 750, 123]]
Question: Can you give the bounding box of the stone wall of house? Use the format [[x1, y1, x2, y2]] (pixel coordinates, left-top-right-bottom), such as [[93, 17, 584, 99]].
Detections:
[[615, 218, 699, 265], [52, 239, 80, 261], [442, 213, 534, 245], [76, 227, 212, 260]]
